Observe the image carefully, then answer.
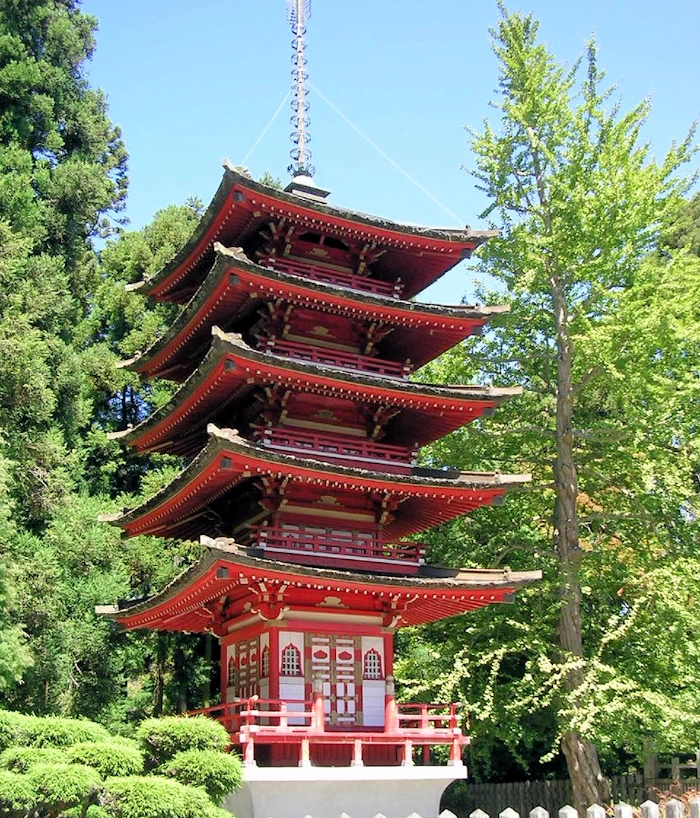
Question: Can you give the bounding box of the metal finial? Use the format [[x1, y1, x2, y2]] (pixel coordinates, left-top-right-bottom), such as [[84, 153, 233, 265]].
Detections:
[[286, 0, 314, 178]]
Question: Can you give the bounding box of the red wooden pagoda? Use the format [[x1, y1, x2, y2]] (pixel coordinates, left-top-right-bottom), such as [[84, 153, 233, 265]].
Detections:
[[99, 162, 540, 769]]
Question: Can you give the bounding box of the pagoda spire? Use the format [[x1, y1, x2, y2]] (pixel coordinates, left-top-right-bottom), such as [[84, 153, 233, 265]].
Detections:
[[287, 0, 314, 178]]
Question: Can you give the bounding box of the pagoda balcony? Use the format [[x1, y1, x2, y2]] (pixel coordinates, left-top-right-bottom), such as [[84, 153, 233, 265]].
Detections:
[[254, 524, 427, 575], [190, 689, 467, 768], [262, 256, 403, 299], [262, 338, 411, 379], [256, 426, 416, 474]]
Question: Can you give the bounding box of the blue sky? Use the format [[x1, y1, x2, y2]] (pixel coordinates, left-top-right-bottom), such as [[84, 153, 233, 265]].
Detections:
[[82, 0, 699, 303]]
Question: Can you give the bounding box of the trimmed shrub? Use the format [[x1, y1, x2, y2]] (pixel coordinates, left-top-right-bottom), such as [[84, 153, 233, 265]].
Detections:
[[106, 736, 140, 751], [67, 742, 144, 778], [159, 749, 243, 804], [0, 712, 23, 753], [136, 717, 228, 770], [63, 807, 110, 818], [27, 763, 101, 815], [10, 713, 110, 748], [0, 769, 33, 814], [102, 775, 216, 818], [0, 746, 65, 773]]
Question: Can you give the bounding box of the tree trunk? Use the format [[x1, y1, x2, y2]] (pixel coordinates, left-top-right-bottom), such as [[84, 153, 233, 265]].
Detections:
[[552, 275, 610, 812], [153, 633, 167, 716]]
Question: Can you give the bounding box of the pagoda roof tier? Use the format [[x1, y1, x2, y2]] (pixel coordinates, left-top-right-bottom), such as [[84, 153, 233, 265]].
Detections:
[[96, 537, 541, 632], [122, 245, 506, 383], [131, 162, 497, 305], [101, 426, 530, 542], [110, 328, 520, 458]]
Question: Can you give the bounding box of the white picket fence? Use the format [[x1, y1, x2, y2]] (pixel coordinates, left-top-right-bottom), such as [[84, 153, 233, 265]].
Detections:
[[464, 801, 700, 818], [325, 803, 700, 818]]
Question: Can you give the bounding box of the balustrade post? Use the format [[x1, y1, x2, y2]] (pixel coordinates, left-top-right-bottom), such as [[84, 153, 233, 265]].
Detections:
[[449, 735, 463, 766], [279, 701, 288, 730], [420, 703, 429, 731], [402, 739, 414, 766], [449, 703, 458, 730], [312, 675, 325, 732], [243, 735, 256, 766], [299, 737, 311, 767], [449, 704, 463, 767], [352, 738, 364, 767], [384, 675, 398, 732]]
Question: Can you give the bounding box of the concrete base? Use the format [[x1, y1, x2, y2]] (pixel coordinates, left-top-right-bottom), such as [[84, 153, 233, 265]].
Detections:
[[224, 764, 466, 818]]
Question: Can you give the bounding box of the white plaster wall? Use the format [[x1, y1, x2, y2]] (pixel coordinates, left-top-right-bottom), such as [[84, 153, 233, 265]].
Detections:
[[279, 631, 305, 724], [361, 635, 385, 726], [362, 680, 385, 726], [225, 765, 466, 818]]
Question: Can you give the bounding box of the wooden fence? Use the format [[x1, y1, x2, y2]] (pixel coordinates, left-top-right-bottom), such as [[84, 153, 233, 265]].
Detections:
[[322, 801, 700, 818], [442, 778, 700, 818]]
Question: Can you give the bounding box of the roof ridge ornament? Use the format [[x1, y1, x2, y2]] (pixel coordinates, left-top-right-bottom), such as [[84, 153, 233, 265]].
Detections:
[[284, 0, 331, 200], [287, 0, 314, 179]]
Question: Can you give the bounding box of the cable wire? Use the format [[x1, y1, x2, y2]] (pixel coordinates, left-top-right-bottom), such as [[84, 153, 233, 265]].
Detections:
[[240, 91, 291, 166], [310, 82, 464, 226]]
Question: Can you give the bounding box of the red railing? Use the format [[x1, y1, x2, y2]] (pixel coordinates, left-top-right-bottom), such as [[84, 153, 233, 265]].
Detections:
[[263, 337, 411, 379], [263, 256, 403, 299], [191, 698, 315, 735], [396, 702, 462, 731], [255, 525, 427, 566], [257, 426, 415, 470], [190, 689, 467, 767]]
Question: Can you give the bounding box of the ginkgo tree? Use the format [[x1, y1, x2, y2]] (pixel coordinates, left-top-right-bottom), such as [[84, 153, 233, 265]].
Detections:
[[401, 4, 699, 810]]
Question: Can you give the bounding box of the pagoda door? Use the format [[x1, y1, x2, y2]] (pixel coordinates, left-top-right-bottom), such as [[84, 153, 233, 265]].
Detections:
[[307, 634, 360, 726]]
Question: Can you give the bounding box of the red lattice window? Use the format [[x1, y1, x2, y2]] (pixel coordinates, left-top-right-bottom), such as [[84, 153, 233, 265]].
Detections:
[[261, 645, 270, 678], [280, 643, 302, 677], [363, 648, 383, 680], [227, 656, 236, 687]]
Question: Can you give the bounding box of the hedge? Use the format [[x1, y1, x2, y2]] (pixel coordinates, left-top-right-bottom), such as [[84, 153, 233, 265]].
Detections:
[[0, 711, 110, 749], [159, 749, 243, 804], [0, 713, 17, 754], [0, 746, 66, 773], [0, 769, 33, 814], [67, 742, 144, 778], [102, 776, 229, 818], [136, 717, 229, 770], [27, 762, 102, 814]]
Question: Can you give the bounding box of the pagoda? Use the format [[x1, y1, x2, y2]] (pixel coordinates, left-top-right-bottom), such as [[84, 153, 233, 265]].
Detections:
[[98, 4, 540, 816]]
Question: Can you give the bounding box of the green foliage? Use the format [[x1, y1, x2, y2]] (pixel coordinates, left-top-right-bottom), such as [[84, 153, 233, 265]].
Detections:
[[67, 742, 144, 778], [0, 0, 216, 724], [27, 763, 102, 816], [0, 463, 31, 693], [158, 749, 243, 804], [0, 715, 234, 818], [136, 718, 229, 771], [258, 171, 283, 189], [5, 713, 109, 749], [0, 746, 65, 773], [401, 2, 699, 788], [0, 769, 33, 816], [101, 776, 223, 818]]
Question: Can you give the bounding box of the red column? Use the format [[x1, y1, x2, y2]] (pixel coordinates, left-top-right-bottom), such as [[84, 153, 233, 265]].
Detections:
[[383, 631, 394, 677], [269, 627, 280, 700], [219, 638, 230, 705], [312, 675, 325, 731], [384, 674, 398, 733]]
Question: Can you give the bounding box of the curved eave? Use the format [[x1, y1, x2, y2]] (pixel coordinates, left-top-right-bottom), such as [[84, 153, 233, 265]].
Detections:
[[111, 328, 521, 455], [103, 427, 530, 541], [137, 162, 498, 303], [96, 538, 541, 632], [125, 246, 507, 382]]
